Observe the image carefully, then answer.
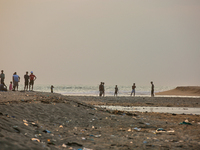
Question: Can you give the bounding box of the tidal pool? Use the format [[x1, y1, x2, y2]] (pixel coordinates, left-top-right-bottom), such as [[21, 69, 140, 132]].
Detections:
[[96, 106, 200, 115]]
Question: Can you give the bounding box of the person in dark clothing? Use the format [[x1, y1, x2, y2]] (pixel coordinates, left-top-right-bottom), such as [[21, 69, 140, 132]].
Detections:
[[114, 85, 118, 96], [99, 82, 103, 97], [151, 81, 154, 97], [0, 70, 5, 84], [24, 71, 29, 91], [51, 85, 54, 93]]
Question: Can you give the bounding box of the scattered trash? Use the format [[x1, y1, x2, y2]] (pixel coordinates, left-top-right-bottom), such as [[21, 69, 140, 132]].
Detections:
[[145, 123, 150, 125], [62, 144, 67, 148], [31, 122, 39, 127], [43, 130, 51, 133], [128, 128, 131, 132], [133, 127, 141, 131], [35, 134, 42, 137], [13, 126, 20, 133], [156, 128, 166, 132], [94, 135, 101, 138], [23, 120, 28, 123], [185, 119, 189, 122], [179, 121, 192, 125], [143, 141, 147, 144], [31, 138, 40, 142], [59, 125, 63, 128], [24, 123, 28, 126]]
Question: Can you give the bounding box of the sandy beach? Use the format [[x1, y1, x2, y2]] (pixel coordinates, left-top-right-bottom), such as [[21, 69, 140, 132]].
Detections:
[[0, 91, 200, 150], [156, 86, 200, 96]]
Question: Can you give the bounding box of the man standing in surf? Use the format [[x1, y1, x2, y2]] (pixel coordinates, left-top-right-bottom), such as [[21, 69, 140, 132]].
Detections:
[[131, 83, 136, 96], [151, 81, 154, 97]]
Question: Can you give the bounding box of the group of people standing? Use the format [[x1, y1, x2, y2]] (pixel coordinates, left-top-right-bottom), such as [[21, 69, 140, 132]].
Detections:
[[99, 81, 155, 97], [0, 70, 37, 91]]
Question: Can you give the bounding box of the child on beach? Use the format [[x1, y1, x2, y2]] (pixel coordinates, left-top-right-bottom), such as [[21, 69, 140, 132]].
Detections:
[[9, 81, 12, 91]]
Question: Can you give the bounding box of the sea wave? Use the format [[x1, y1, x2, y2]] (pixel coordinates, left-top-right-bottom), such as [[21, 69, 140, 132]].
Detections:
[[20, 84, 174, 96]]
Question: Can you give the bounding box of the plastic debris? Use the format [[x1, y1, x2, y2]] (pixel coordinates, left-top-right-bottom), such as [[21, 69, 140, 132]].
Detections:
[[24, 123, 28, 126], [31, 122, 39, 127], [128, 128, 131, 132], [133, 127, 141, 131], [23, 120, 28, 123], [185, 119, 189, 122], [94, 135, 101, 138], [13, 126, 20, 133], [179, 121, 192, 125], [156, 128, 166, 131], [59, 125, 63, 128], [62, 144, 67, 148], [43, 130, 51, 133], [31, 138, 40, 142], [143, 141, 147, 144], [156, 128, 166, 133]]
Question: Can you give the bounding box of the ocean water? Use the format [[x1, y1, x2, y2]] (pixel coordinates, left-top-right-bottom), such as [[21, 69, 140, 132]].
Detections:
[[23, 84, 174, 97]]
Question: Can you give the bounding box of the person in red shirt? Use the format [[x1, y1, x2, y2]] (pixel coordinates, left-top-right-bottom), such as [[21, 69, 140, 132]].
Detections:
[[29, 71, 37, 91]]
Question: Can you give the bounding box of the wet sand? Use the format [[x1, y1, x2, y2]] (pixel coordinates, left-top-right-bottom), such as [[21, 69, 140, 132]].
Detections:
[[0, 91, 200, 150]]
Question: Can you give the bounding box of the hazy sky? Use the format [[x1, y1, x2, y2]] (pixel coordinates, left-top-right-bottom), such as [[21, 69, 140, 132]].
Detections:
[[0, 0, 200, 86]]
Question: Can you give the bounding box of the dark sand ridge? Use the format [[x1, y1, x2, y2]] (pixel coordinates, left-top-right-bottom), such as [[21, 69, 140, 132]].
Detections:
[[156, 86, 200, 96], [0, 91, 200, 150]]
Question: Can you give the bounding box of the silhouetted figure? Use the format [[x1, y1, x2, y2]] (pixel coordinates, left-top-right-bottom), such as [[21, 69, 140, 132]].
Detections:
[[131, 83, 136, 96], [0, 70, 5, 84], [114, 85, 118, 96], [51, 85, 54, 93], [151, 81, 154, 97], [12, 72, 20, 91], [102, 82, 105, 97], [99, 82, 103, 97], [24, 71, 29, 91]]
